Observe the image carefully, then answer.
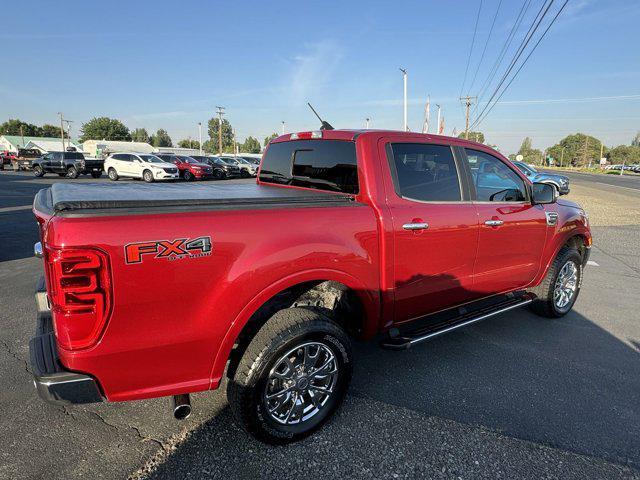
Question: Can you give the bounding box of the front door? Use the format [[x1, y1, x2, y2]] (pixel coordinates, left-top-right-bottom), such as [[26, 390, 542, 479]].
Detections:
[[382, 139, 480, 324], [463, 148, 548, 295]]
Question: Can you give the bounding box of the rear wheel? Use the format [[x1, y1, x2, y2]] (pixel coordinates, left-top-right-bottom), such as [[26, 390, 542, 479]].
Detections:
[[228, 307, 352, 444], [143, 169, 154, 183], [530, 247, 582, 318], [108, 168, 119, 181], [66, 166, 79, 179], [33, 165, 45, 177]]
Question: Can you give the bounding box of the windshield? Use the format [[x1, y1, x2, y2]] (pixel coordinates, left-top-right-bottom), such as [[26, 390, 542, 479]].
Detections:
[[514, 161, 536, 175], [139, 155, 165, 163], [180, 156, 200, 164], [223, 157, 239, 165]]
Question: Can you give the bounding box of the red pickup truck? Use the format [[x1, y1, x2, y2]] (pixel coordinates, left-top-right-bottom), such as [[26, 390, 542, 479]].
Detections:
[[30, 129, 591, 443]]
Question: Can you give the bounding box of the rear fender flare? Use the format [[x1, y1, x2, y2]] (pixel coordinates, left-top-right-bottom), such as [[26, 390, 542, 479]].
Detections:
[[208, 268, 379, 388]]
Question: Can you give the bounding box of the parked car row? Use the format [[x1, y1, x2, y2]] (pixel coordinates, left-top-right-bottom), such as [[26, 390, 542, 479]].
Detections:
[[14, 150, 262, 182], [605, 164, 640, 173]]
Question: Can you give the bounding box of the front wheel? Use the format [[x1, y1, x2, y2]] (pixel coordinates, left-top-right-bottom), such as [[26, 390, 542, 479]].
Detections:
[[143, 169, 154, 183], [66, 166, 79, 179], [228, 307, 352, 444], [530, 247, 582, 318], [183, 170, 194, 181], [33, 166, 45, 177]]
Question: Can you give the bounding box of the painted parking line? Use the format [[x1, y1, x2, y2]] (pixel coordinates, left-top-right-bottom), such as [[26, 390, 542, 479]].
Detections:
[[587, 260, 600, 267], [0, 205, 32, 213]]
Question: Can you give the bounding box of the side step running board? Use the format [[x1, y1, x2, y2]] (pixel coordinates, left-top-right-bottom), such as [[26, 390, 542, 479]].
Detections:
[[381, 294, 534, 350]]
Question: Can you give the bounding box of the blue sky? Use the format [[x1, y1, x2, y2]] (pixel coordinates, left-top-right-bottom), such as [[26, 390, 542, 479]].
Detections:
[[1, 0, 639, 153]]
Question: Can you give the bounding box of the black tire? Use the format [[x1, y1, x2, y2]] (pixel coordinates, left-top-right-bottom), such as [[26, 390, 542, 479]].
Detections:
[[143, 169, 154, 183], [108, 168, 119, 181], [228, 307, 352, 444], [91, 171, 102, 178], [184, 170, 194, 181], [33, 165, 45, 177], [66, 166, 79, 179], [530, 247, 582, 318], [213, 169, 224, 180]]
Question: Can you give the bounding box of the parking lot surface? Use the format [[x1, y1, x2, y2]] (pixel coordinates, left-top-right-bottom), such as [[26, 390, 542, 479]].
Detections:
[[1, 171, 639, 479]]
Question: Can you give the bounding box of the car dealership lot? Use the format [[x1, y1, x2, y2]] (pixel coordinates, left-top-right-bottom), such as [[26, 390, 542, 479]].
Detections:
[[1, 171, 639, 479]]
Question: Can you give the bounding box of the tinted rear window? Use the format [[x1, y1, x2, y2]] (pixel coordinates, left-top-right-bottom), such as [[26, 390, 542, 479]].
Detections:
[[64, 152, 85, 159], [260, 140, 358, 194]]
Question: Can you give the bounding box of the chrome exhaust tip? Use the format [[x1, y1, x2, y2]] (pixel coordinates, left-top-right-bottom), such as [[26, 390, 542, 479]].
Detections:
[[172, 394, 191, 420]]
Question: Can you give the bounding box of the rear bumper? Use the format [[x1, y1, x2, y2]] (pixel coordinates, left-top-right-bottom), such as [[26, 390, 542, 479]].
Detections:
[[29, 277, 103, 405]]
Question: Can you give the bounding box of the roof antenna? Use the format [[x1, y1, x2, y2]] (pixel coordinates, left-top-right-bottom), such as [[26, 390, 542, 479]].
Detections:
[[307, 103, 334, 130]]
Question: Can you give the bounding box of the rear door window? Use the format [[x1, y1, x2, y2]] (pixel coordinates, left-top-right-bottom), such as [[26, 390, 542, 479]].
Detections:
[[260, 140, 358, 194], [389, 143, 462, 202]]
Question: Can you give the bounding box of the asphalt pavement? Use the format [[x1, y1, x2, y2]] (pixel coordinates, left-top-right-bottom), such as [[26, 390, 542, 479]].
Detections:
[[1, 170, 639, 479]]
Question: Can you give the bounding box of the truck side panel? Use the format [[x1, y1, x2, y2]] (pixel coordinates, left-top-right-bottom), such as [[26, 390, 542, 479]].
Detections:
[[43, 204, 380, 401]]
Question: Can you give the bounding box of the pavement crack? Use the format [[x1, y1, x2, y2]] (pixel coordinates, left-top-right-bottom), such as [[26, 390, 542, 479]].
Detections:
[[89, 411, 168, 453], [1, 340, 30, 374]]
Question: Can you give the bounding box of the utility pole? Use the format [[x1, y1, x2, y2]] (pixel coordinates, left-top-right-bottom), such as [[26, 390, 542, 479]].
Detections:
[[599, 141, 604, 170], [585, 136, 591, 169], [233, 128, 237, 156], [399, 68, 408, 131], [459, 96, 477, 140], [63, 120, 74, 149], [281, 121, 285, 135], [215, 106, 225, 155], [19, 125, 24, 148], [198, 122, 203, 155], [560, 147, 565, 168], [58, 112, 65, 151], [365, 117, 370, 129], [435, 104, 441, 135]]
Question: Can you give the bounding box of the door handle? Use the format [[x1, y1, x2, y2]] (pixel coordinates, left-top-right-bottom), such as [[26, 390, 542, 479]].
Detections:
[[484, 220, 504, 226], [403, 222, 429, 231]]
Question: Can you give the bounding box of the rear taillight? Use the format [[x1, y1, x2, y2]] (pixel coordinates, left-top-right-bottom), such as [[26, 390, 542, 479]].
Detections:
[[46, 247, 112, 351]]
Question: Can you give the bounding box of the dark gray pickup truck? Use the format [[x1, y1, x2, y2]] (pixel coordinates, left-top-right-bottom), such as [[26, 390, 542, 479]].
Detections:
[[32, 151, 104, 179]]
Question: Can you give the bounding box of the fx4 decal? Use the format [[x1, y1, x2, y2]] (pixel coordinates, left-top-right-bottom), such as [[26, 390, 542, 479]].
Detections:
[[125, 236, 212, 264]]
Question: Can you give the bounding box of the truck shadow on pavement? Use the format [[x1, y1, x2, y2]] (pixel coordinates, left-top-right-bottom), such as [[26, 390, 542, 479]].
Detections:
[[137, 307, 640, 478]]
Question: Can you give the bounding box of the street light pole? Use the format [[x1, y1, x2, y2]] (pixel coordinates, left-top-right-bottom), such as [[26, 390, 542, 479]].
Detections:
[[436, 104, 441, 135], [215, 106, 225, 155], [58, 112, 65, 151], [281, 121, 285, 135], [399, 68, 407, 131], [198, 122, 203, 155], [365, 117, 370, 128]]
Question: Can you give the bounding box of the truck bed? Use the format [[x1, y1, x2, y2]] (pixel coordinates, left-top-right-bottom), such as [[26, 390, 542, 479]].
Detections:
[[34, 182, 357, 217]]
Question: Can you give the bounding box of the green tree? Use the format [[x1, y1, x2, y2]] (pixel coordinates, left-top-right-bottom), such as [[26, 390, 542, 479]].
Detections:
[[607, 145, 640, 164], [546, 133, 605, 167], [240, 136, 261, 153], [207, 118, 234, 153], [150, 129, 173, 147], [178, 139, 200, 149], [0, 119, 41, 136], [457, 131, 485, 143], [263, 132, 278, 147], [515, 137, 542, 165], [80, 117, 131, 142], [39, 124, 68, 138], [632, 132, 640, 147], [131, 128, 150, 143]]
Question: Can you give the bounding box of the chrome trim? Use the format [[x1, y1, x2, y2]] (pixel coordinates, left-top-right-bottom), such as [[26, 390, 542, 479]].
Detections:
[[484, 220, 504, 226], [405, 298, 533, 347], [545, 212, 559, 226], [403, 222, 429, 231], [34, 242, 43, 258]]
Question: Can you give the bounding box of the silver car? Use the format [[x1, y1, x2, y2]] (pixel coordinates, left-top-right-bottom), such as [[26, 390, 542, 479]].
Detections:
[[512, 161, 570, 195]]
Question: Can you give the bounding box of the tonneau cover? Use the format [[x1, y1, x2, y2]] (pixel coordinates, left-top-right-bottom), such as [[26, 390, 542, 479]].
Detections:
[[37, 182, 355, 215]]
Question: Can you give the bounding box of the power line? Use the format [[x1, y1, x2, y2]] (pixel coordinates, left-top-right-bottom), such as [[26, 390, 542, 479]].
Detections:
[[471, 0, 557, 128], [473, 0, 533, 115], [459, 0, 484, 97], [471, 0, 569, 129], [468, 0, 504, 94]]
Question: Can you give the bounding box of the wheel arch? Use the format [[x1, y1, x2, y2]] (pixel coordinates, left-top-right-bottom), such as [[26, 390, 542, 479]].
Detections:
[[209, 269, 379, 387]]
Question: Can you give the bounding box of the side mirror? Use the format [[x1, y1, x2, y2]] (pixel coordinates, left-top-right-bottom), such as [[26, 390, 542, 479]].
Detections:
[[532, 182, 557, 204]]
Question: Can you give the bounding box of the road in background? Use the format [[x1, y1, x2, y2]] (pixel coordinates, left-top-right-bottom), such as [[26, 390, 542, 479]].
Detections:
[[0, 171, 638, 479], [543, 169, 640, 192]]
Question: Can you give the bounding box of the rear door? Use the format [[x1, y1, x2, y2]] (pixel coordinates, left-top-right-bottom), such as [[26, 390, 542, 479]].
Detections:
[[380, 138, 480, 323], [51, 152, 64, 172], [462, 148, 548, 294]]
